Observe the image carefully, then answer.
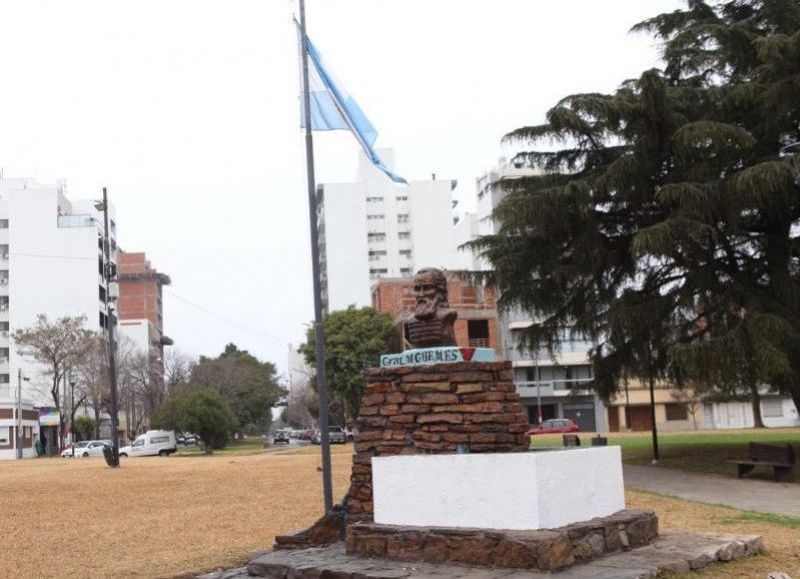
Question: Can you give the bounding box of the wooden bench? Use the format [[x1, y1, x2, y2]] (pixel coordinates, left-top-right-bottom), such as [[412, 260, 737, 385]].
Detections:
[[562, 434, 581, 447], [727, 442, 796, 482]]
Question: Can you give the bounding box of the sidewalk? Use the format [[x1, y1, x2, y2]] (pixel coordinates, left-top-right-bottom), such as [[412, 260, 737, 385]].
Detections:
[[624, 464, 800, 519]]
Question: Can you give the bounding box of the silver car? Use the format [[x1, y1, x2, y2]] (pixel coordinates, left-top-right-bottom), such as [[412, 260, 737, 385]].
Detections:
[[328, 426, 346, 444]]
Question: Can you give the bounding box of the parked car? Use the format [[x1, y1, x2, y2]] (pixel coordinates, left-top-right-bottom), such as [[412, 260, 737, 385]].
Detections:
[[118, 430, 177, 457], [526, 419, 580, 436], [310, 427, 346, 444], [61, 441, 90, 458], [273, 430, 290, 444], [328, 426, 346, 444], [74, 440, 109, 458], [183, 434, 199, 446]]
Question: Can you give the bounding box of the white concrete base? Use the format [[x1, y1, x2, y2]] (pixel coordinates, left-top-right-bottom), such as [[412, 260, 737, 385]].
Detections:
[[372, 447, 625, 530]]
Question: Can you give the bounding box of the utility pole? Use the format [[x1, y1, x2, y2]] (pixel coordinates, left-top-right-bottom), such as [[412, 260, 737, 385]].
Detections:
[[16, 369, 23, 459], [98, 187, 120, 467], [298, 0, 334, 513], [70, 374, 76, 458]]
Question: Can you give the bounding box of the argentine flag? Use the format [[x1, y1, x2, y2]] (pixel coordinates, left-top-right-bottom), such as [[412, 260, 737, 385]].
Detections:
[[297, 24, 407, 184]]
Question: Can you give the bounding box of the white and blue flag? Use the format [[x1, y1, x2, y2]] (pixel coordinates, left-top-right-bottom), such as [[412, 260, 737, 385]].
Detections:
[[298, 24, 407, 184]]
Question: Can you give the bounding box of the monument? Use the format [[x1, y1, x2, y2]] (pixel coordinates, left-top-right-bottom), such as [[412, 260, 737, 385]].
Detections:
[[381, 268, 495, 367], [245, 268, 763, 578]]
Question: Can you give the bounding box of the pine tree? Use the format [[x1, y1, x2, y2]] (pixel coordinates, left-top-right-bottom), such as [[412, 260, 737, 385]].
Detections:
[[471, 0, 800, 417]]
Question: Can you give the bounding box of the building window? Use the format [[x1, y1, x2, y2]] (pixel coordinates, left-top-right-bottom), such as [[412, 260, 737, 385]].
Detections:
[[397, 214, 410, 224], [396, 196, 408, 202], [398, 231, 411, 240], [467, 319, 490, 348], [99, 286, 106, 302], [665, 403, 688, 421], [399, 249, 412, 258], [0, 429, 8, 445], [0, 220, 8, 229], [367, 232, 386, 242], [400, 267, 412, 276], [762, 399, 783, 418], [367, 214, 385, 220], [99, 312, 107, 329], [369, 268, 388, 279], [366, 196, 383, 203], [368, 250, 387, 262], [0, 374, 9, 384]]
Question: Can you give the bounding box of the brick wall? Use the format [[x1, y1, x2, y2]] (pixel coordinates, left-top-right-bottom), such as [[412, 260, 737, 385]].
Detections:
[[346, 361, 529, 523]]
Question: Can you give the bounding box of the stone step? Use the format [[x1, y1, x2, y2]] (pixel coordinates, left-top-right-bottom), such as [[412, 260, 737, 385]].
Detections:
[[237, 532, 762, 579]]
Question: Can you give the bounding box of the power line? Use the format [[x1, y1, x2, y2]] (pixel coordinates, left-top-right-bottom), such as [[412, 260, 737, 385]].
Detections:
[[6, 250, 295, 351], [164, 288, 288, 349]]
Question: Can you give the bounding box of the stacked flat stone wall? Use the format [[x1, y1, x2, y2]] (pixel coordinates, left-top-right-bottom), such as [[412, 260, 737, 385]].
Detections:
[[347, 361, 529, 523], [347, 510, 659, 571]]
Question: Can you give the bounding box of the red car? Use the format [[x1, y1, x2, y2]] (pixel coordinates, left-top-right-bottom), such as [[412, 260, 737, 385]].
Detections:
[[526, 418, 580, 436]]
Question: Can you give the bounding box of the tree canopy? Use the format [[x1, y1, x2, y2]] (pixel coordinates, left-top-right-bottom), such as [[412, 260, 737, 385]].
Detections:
[[470, 0, 800, 415], [185, 343, 284, 433], [153, 388, 237, 454], [300, 306, 398, 420]]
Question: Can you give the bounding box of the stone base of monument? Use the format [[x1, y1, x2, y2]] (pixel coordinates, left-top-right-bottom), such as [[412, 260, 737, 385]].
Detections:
[[233, 533, 763, 579], [252, 360, 765, 578], [348, 509, 658, 571]]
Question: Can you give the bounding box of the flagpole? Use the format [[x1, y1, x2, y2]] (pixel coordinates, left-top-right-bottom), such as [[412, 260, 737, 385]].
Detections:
[[299, 0, 334, 514]]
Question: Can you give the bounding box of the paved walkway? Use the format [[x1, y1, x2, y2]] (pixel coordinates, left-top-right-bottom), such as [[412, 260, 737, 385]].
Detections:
[[624, 464, 800, 519]]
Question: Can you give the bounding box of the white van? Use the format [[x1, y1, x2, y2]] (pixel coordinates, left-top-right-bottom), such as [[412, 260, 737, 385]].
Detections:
[[119, 430, 177, 457]]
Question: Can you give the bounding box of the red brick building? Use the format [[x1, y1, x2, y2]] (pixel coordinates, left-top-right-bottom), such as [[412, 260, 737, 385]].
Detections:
[[371, 272, 500, 352]]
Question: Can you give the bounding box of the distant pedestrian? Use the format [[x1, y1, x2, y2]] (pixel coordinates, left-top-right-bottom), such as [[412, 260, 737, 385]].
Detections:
[[34, 437, 43, 457]]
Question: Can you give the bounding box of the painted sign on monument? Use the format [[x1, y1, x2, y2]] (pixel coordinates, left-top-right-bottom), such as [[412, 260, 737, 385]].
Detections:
[[381, 346, 495, 368]]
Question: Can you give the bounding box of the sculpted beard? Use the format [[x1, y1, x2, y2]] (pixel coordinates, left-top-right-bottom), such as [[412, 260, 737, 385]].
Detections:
[[415, 294, 438, 319]]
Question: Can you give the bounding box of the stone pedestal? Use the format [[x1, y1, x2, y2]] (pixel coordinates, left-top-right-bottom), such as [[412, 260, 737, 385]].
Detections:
[[347, 509, 659, 571], [348, 361, 530, 522], [372, 447, 625, 530]]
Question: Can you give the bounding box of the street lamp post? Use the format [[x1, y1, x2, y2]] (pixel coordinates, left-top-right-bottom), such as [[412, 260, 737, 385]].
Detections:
[[70, 374, 76, 458], [97, 187, 120, 467], [16, 369, 29, 459]]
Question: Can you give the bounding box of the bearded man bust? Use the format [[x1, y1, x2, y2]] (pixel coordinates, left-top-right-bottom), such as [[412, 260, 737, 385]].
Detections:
[[406, 268, 457, 348]]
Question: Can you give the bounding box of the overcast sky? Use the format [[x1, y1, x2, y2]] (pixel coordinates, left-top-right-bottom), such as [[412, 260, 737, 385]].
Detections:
[[0, 0, 683, 378]]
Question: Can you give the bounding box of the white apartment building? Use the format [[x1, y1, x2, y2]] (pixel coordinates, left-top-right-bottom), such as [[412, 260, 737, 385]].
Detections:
[[456, 158, 606, 431], [0, 177, 117, 417], [317, 149, 459, 311]]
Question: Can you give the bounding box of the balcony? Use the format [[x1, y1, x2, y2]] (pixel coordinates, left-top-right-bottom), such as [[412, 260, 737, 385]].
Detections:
[[515, 378, 594, 399], [468, 338, 490, 348], [58, 214, 94, 228]]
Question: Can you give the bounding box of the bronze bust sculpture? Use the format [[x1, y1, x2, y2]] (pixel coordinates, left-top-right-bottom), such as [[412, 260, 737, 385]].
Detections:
[[406, 268, 457, 348]]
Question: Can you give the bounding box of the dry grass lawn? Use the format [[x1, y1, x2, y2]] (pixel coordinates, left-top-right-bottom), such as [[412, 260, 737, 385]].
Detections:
[[1, 447, 352, 578], [1, 445, 798, 578]]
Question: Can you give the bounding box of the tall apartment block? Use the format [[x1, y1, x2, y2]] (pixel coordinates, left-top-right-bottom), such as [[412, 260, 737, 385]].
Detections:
[[117, 251, 172, 379], [317, 149, 460, 311], [0, 178, 117, 456]]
